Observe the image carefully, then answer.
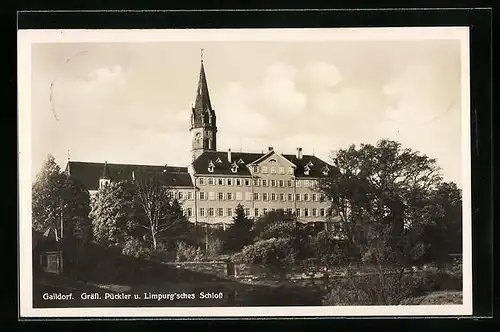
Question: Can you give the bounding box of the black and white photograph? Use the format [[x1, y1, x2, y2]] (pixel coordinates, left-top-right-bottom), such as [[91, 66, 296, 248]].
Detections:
[[18, 27, 472, 318]]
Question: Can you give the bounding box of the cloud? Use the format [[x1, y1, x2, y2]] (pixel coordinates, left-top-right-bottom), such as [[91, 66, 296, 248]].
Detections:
[[300, 62, 342, 89]]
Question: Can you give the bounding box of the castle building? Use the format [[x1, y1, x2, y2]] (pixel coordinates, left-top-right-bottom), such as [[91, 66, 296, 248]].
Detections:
[[65, 54, 334, 228]]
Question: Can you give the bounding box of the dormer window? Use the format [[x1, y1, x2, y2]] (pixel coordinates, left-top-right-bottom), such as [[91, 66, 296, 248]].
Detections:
[[215, 157, 222, 163], [231, 162, 239, 173], [304, 165, 311, 176], [237, 158, 245, 164], [269, 158, 277, 163], [307, 161, 314, 167], [208, 160, 215, 173], [322, 165, 330, 176]]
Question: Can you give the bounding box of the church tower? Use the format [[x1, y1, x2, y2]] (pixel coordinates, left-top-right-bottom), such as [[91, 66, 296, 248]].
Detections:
[[190, 49, 217, 161]]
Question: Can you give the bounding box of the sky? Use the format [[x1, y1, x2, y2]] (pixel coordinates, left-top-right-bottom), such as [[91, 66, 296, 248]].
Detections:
[[29, 32, 465, 187]]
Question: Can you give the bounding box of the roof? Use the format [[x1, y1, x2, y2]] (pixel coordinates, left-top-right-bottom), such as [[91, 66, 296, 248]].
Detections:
[[66, 161, 194, 191], [191, 150, 332, 178], [191, 60, 216, 129]]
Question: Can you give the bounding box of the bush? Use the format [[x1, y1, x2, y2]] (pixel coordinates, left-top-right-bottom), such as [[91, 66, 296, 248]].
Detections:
[[310, 230, 348, 269], [206, 237, 223, 260], [234, 237, 297, 271], [121, 237, 153, 259], [175, 241, 205, 262]]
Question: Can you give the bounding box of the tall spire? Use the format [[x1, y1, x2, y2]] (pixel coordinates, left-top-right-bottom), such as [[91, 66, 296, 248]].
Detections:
[[101, 161, 110, 179], [193, 50, 213, 116]]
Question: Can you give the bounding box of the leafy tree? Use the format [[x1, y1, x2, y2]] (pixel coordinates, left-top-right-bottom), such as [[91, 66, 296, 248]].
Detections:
[[253, 209, 295, 238], [310, 230, 349, 269], [224, 204, 254, 252], [89, 181, 140, 249], [421, 181, 462, 263], [32, 154, 92, 243]]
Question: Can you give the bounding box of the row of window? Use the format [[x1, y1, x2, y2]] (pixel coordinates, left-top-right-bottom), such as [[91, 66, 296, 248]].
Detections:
[[184, 207, 328, 218], [198, 191, 325, 202], [198, 177, 317, 188], [171, 191, 326, 202]]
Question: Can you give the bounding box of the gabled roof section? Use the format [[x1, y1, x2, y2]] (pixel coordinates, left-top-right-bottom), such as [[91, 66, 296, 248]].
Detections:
[[247, 150, 297, 168], [66, 161, 194, 191], [192, 150, 332, 178]]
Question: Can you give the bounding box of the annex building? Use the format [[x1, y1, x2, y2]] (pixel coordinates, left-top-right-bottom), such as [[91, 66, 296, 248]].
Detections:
[[65, 56, 334, 228]]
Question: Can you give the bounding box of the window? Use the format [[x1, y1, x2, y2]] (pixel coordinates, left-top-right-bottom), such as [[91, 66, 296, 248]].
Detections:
[[200, 208, 206, 217], [218, 192, 224, 200], [303, 180, 310, 187], [270, 180, 276, 187], [271, 166, 277, 174], [227, 208, 233, 217], [218, 178, 224, 185], [227, 192, 233, 200], [187, 191, 193, 200], [253, 179, 260, 186], [208, 192, 215, 201], [186, 208, 193, 217], [245, 179, 250, 186], [296, 180, 302, 187], [262, 193, 268, 201], [253, 193, 259, 201], [320, 194, 325, 202], [312, 208, 318, 217], [227, 178, 233, 186], [178, 191, 184, 200], [287, 208, 293, 215], [287, 180, 293, 187], [215, 157, 222, 163], [312, 193, 317, 201], [236, 192, 243, 201], [279, 166, 285, 174], [304, 166, 310, 176], [322, 166, 330, 176], [296, 208, 301, 217], [262, 166, 268, 173], [199, 192, 207, 200], [209, 208, 215, 217], [199, 177, 205, 185], [320, 208, 326, 217], [218, 208, 224, 217], [253, 166, 260, 173], [245, 192, 252, 201], [287, 193, 294, 201], [254, 208, 259, 217], [208, 178, 214, 185], [236, 179, 242, 186], [271, 193, 277, 201], [279, 193, 285, 201], [245, 208, 250, 216], [295, 194, 301, 201], [263, 208, 268, 215], [279, 180, 285, 187], [231, 164, 238, 173], [304, 194, 309, 201], [287, 167, 294, 174], [262, 179, 268, 187], [208, 165, 215, 173], [271, 208, 276, 212], [238, 158, 245, 164], [304, 208, 309, 217]]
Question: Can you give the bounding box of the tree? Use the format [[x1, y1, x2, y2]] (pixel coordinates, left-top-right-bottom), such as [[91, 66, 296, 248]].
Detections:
[[32, 155, 92, 243], [133, 171, 189, 251], [421, 181, 462, 263], [224, 204, 253, 252], [89, 181, 140, 248], [316, 139, 454, 304]]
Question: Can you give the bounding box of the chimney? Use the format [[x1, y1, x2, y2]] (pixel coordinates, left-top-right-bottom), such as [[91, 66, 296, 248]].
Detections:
[[268, 146, 274, 152], [228, 148, 232, 163], [296, 147, 303, 159]]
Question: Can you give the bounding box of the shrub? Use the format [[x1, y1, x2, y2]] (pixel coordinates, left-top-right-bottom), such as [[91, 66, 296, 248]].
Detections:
[[310, 230, 349, 269], [175, 241, 204, 262], [121, 237, 153, 259], [206, 237, 223, 260]]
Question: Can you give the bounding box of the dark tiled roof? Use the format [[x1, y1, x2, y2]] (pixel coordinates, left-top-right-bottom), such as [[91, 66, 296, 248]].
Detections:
[[66, 161, 194, 191], [191, 61, 216, 129], [192, 151, 332, 178]]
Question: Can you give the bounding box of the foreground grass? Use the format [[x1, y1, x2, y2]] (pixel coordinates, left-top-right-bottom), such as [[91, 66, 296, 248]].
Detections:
[[400, 291, 463, 305]]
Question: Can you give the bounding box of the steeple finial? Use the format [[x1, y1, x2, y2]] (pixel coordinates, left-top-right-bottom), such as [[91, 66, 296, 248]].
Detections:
[[200, 48, 204, 63]]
